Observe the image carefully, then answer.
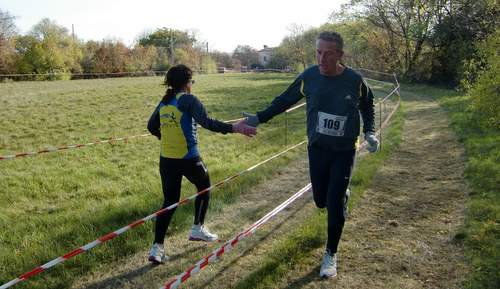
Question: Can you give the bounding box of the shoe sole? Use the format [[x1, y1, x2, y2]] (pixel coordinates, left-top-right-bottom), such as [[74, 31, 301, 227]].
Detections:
[[188, 236, 218, 242], [148, 256, 163, 265], [319, 272, 337, 278]]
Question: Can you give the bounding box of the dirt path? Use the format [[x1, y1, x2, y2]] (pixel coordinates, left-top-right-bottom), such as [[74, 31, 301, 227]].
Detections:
[[72, 149, 317, 289], [279, 94, 469, 288], [73, 94, 468, 289]]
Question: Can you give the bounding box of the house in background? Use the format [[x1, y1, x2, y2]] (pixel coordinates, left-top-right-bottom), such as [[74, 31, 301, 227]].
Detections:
[[258, 45, 273, 67]]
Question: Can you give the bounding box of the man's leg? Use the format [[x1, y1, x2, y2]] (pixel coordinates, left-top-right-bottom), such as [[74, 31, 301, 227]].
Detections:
[[308, 145, 331, 208], [325, 150, 356, 254]]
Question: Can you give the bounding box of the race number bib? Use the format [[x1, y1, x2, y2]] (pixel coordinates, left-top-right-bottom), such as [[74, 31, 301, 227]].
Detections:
[[316, 111, 347, 136]]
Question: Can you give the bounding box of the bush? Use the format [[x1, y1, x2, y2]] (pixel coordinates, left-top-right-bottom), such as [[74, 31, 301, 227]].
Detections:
[[469, 29, 500, 129]]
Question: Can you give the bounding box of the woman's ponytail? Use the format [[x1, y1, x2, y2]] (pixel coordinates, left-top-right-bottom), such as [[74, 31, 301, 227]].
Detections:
[[161, 65, 193, 103], [162, 87, 176, 103]]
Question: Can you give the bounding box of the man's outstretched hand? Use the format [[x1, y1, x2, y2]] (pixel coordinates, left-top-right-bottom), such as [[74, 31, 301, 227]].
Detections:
[[242, 112, 260, 127]]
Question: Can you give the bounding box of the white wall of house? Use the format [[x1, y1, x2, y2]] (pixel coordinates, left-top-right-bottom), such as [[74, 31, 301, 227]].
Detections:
[[258, 45, 273, 67]]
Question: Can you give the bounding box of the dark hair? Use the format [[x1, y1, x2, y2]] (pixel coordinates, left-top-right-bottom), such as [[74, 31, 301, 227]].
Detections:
[[317, 31, 344, 51], [163, 64, 193, 102]]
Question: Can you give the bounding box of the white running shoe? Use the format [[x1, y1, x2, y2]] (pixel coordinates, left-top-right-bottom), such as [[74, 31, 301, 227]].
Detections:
[[189, 224, 218, 242], [319, 250, 337, 278], [148, 243, 168, 264]]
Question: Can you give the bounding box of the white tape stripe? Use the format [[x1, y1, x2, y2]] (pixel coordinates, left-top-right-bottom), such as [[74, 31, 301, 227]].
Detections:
[[0, 279, 20, 289], [171, 279, 182, 289], [81, 240, 101, 251], [191, 263, 201, 275], [143, 214, 156, 222], [286, 102, 306, 113], [40, 257, 65, 269], [165, 203, 178, 211], [364, 77, 394, 86], [381, 86, 399, 102], [224, 117, 245, 123], [246, 141, 306, 171], [114, 226, 130, 236], [208, 253, 217, 263]]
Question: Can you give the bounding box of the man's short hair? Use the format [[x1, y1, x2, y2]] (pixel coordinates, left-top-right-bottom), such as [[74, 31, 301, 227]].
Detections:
[[317, 31, 344, 51]]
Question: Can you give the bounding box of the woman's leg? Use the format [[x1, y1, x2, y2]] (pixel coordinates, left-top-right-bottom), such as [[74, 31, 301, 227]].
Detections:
[[184, 158, 211, 225], [154, 157, 182, 244]]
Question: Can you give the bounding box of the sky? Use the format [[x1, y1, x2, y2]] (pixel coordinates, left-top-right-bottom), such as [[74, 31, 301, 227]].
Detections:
[[1, 0, 348, 52]]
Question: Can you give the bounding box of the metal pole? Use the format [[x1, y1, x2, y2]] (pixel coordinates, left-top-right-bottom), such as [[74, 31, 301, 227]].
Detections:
[[285, 112, 288, 146], [379, 101, 382, 151]]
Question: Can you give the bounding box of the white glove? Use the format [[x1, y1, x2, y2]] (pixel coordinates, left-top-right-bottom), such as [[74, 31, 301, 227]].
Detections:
[[365, 132, 379, 153], [242, 112, 260, 127]]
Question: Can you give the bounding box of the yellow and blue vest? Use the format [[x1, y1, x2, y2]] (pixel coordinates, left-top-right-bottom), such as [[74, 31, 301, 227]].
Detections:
[[148, 92, 233, 159]]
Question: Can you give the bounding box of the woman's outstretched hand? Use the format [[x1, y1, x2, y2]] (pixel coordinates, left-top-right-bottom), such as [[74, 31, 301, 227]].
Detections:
[[233, 120, 257, 137]]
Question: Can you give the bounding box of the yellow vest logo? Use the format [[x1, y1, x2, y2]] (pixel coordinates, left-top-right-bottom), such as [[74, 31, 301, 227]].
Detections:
[[159, 105, 187, 158], [160, 111, 179, 128]]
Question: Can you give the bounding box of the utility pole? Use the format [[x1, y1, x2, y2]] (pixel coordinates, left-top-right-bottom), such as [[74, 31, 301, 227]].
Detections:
[[169, 30, 176, 65], [72, 24, 75, 42]]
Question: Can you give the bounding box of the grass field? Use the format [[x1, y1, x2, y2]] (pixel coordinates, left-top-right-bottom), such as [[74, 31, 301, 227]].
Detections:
[[0, 73, 396, 289], [410, 84, 499, 289]]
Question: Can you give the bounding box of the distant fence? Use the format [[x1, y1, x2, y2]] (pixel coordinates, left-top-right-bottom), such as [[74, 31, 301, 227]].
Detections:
[[1, 67, 395, 82], [0, 71, 168, 82], [0, 68, 293, 82]]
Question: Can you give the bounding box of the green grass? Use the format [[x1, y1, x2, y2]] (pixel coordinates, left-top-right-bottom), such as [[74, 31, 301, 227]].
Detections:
[[234, 102, 405, 289], [409, 84, 499, 289], [0, 73, 394, 289]]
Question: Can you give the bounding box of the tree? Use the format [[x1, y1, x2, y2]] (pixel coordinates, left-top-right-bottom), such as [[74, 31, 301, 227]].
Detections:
[[91, 39, 131, 73], [16, 18, 82, 78], [130, 44, 157, 71], [344, 0, 449, 80], [469, 29, 500, 129], [232, 45, 259, 68], [0, 9, 18, 74], [267, 46, 291, 69], [430, 0, 499, 86], [209, 50, 233, 68], [139, 28, 195, 64], [0, 9, 17, 41]]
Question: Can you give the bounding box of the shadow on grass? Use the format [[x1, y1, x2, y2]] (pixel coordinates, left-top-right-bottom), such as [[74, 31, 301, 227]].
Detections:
[[286, 265, 322, 289], [193, 195, 313, 289], [80, 263, 155, 289], [80, 244, 208, 289]]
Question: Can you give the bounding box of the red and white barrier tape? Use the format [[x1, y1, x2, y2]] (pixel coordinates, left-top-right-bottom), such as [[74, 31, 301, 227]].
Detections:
[[0, 83, 399, 288], [0, 140, 306, 289], [0, 133, 152, 161], [161, 183, 312, 289], [0, 116, 249, 161], [285, 102, 306, 113]]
